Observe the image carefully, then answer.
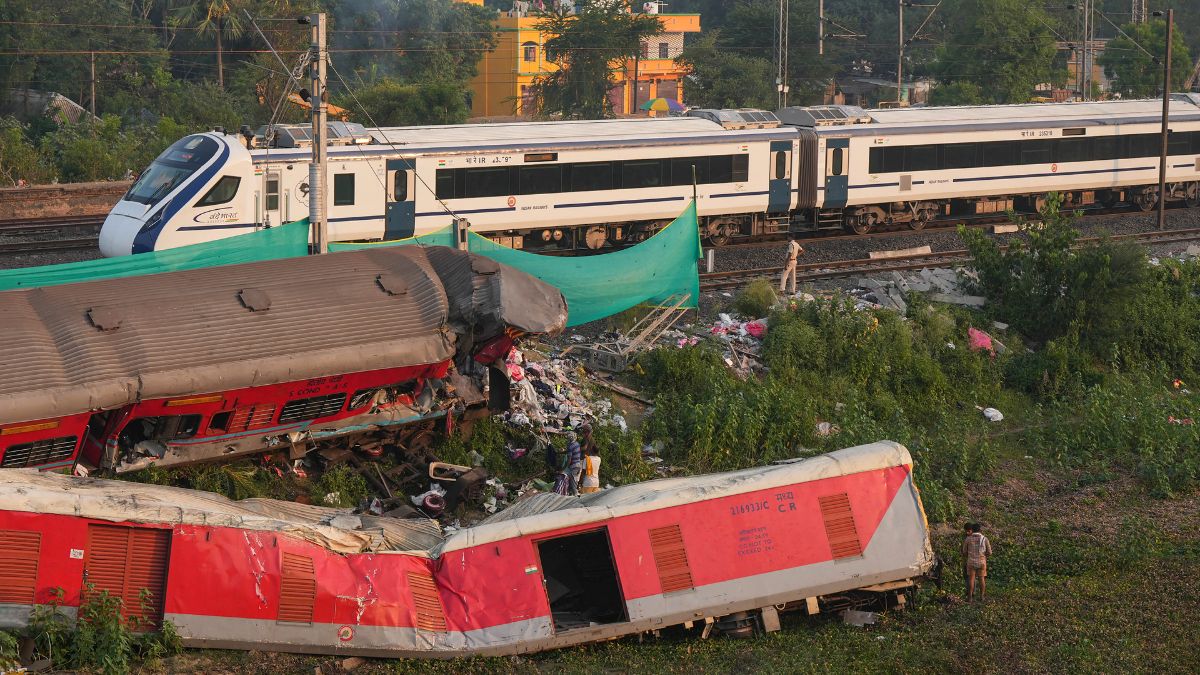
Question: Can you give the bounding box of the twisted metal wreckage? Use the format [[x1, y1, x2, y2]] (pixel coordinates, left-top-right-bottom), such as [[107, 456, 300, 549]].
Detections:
[[0, 442, 935, 658], [0, 245, 567, 473]]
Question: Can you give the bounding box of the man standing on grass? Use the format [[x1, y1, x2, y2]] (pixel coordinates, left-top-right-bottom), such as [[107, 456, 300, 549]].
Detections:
[[779, 237, 804, 295], [962, 522, 993, 602]]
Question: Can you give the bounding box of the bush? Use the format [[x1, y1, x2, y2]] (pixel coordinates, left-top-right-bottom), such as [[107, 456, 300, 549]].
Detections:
[[309, 465, 370, 508], [734, 279, 777, 318]]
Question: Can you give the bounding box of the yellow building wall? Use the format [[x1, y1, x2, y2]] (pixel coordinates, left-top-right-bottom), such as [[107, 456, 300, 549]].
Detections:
[[467, 11, 700, 119]]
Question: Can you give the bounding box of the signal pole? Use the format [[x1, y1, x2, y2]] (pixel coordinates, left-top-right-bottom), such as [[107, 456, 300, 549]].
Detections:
[[307, 12, 328, 254]]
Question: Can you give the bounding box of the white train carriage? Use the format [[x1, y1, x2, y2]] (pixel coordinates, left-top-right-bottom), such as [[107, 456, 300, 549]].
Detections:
[[100, 114, 802, 256], [802, 94, 1200, 233]]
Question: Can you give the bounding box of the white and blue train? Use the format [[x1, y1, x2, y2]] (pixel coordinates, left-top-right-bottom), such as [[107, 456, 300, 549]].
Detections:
[[100, 95, 1200, 256]]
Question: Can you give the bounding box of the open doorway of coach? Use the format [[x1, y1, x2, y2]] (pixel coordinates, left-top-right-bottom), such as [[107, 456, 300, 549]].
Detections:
[[536, 528, 628, 632]]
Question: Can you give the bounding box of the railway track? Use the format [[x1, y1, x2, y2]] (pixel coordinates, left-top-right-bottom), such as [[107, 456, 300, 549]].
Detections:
[[700, 227, 1200, 291], [0, 237, 99, 256], [0, 214, 106, 235]]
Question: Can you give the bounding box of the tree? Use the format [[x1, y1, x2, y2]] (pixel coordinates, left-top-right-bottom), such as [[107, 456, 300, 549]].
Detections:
[[928, 81, 984, 106], [675, 32, 776, 110], [1099, 19, 1191, 99], [172, 1, 250, 89], [927, 0, 1063, 104], [338, 80, 469, 127], [529, 0, 663, 119]]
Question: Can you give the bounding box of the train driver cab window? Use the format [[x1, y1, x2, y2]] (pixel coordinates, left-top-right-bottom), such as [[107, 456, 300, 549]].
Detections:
[[334, 173, 355, 206], [392, 170, 409, 201], [195, 176, 241, 206]]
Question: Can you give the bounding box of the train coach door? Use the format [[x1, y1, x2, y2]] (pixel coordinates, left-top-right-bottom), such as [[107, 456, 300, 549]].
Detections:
[[824, 138, 850, 208], [535, 528, 628, 633], [385, 159, 415, 240], [768, 141, 793, 213]]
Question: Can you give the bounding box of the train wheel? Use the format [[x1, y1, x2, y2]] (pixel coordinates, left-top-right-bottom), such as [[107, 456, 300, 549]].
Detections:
[[909, 208, 933, 231], [583, 226, 608, 250], [1185, 183, 1200, 208], [1133, 188, 1157, 212], [845, 214, 872, 235]]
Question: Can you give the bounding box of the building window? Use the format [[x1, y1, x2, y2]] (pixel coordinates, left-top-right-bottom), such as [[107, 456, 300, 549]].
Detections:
[[333, 173, 355, 206], [658, 42, 669, 59], [640, 41, 649, 58], [522, 41, 537, 62]]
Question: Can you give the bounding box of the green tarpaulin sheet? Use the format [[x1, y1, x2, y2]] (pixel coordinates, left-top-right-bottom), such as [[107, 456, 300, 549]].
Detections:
[[0, 201, 701, 326], [327, 200, 701, 327], [0, 219, 310, 291]]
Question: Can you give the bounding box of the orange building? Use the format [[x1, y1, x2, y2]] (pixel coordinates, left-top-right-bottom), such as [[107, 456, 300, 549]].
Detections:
[[464, 1, 700, 118]]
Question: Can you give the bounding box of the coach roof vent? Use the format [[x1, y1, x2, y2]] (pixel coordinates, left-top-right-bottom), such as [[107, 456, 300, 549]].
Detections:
[[86, 306, 122, 332], [776, 105, 873, 127], [686, 108, 781, 130], [237, 288, 271, 312]]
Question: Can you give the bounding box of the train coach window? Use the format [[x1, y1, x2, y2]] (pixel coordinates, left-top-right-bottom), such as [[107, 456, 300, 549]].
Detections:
[[1169, 134, 1191, 156], [265, 175, 280, 211], [519, 165, 562, 195], [1, 436, 78, 468], [829, 148, 845, 176], [435, 170, 456, 199], [1121, 134, 1158, 159], [464, 167, 512, 198], [349, 381, 418, 410], [117, 416, 201, 456], [278, 394, 347, 423], [904, 146, 937, 172], [1055, 138, 1088, 164], [773, 151, 789, 179], [670, 157, 708, 186], [1020, 141, 1052, 165], [1091, 136, 1118, 162], [568, 162, 613, 191], [195, 176, 241, 206], [980, 142, 1019, 167], [619, 160, 663, 189], [732, 154, 749, 182], [209, 404, 277, 434], [942, 143, 977, 170], [708, 156, 733, 183], [334, 173, 355, 206]]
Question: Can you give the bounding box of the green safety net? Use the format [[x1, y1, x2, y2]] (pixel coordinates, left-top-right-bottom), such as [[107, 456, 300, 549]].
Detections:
[[0, 219, 310, 291], [1, 202, 701, 327], [328, 227, 455, 251], [326, 200, 701, 327], [468, 200, 701, 326]]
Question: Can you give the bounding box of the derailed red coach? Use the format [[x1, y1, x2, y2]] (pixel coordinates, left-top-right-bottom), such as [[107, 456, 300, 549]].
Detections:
[[0, 441, 935, 657], [0, 246, 567, 474]]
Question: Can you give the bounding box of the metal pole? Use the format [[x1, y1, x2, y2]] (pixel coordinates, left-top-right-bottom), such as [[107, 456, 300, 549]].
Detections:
[[781, 0, 789, 107], [818, 0, 824, 56], [1158, 8, 1173, 230], [309, 12, 328, 254], [897, 0, 903, 105], [89, 51, 96, 117], [632, 49, 640, 115]]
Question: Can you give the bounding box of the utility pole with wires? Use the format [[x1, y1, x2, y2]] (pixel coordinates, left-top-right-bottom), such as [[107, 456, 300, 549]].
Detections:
[[89, 51, 96, 117], [776, 0, 790, 109], [305, 12, 328, 254], [896, 1, 940, 106], [1156, 8, 1173, 230]]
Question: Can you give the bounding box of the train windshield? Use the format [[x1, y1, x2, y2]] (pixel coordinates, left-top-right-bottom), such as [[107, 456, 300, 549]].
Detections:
[[124, 135, 219, 205]]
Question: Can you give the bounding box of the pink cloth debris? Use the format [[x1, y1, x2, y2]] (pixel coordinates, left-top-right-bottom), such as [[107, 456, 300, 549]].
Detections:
[[968, 327, 994, 354], [745, 321, 767, 339]]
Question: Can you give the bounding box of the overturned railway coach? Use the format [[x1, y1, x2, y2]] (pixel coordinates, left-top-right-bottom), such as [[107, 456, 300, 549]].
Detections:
[[0, 441, 934, 657], [99, 96, 1200, 254], [0, 246, 567, 473]]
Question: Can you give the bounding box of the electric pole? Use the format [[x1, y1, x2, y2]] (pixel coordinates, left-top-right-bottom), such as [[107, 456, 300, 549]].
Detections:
[[818, 0, 824, 56], [307, 12, 328, 254], [776, 0, 790, 108], [897, 0, 903, 105], [1157, 8, 1173, 230], [89, 51, 96, 117]]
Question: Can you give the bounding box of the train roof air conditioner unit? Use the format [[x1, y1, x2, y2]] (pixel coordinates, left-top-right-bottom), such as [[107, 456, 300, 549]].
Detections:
[[686, 108, 781, 129], [775, 106, 874, 127]]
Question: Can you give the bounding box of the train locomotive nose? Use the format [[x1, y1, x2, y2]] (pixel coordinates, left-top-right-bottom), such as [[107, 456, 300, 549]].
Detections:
[[98, 212, 142, 257]]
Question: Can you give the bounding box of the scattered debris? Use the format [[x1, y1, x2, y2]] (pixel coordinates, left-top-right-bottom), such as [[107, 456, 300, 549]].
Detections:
[[842, 609, 878, 626], [981, 407, 1004, 422]]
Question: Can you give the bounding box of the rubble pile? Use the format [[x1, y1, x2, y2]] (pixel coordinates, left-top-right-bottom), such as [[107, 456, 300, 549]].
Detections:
[[852, 268, 986, 315]]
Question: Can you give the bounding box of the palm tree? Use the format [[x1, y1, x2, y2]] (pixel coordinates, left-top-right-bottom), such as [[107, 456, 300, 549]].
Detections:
[[172, 1, 247, 89]]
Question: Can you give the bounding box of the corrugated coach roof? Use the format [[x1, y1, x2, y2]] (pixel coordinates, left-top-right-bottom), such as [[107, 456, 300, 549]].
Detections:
[[0, 246, 567, 425], [865, 95, 1200, 126]]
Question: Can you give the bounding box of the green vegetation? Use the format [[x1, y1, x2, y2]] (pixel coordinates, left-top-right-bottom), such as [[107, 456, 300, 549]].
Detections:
[[1100, 18, 1193, 99], [14, 586, 181, 675], [734, 278, 777, 318]]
